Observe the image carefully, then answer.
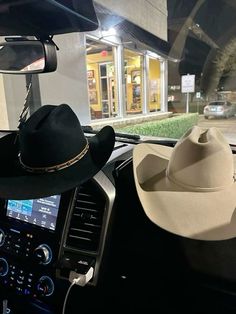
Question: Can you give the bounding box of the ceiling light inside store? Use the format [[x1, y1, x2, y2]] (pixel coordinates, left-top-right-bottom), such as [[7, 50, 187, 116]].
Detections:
[[127, 75, 131, 84]]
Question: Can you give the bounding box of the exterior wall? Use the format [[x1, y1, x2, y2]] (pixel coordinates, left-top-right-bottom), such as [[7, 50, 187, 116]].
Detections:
[[0, 75, 9, 129], [3, 75, 26, 129], [39, 33, 91, 125], [95, 0, 168, 41], [0, 34, 26, 130]]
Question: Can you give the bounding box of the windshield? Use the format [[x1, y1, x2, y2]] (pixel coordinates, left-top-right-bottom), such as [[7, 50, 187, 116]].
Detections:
[[0, 0, 235, 145]]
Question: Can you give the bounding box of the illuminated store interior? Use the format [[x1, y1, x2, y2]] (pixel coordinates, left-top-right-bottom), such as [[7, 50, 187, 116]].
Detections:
[[86, 36, 164, 120]]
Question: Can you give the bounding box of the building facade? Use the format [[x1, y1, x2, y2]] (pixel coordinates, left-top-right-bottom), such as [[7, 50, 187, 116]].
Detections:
[[0, 0, 168, 128]]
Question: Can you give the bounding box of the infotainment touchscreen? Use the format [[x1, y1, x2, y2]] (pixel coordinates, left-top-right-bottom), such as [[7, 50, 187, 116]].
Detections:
[[6, 195, 61, 231]]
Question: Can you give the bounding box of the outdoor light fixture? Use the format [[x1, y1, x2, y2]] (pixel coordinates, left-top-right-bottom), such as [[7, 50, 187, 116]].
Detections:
[[102, 27, 117, 37]]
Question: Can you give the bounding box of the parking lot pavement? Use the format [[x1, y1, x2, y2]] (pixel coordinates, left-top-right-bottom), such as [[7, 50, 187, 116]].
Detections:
[[198, 115, 236, 144]]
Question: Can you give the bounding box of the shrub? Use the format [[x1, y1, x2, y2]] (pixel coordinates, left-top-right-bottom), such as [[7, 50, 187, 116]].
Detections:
[[116, 113, 199, 139]]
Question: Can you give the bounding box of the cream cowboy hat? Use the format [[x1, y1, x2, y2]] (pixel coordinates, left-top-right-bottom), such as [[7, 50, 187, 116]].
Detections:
[[133, 126, 236, 240]]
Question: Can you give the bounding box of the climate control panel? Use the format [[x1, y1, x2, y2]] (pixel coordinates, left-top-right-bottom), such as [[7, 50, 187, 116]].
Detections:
[[0, 228, 54, 263], [0, 225, 58, 298], [0, 260, 54, 297]]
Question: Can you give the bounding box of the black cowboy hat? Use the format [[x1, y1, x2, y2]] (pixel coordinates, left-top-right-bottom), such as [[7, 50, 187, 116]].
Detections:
[[0, 104, 115, 199]]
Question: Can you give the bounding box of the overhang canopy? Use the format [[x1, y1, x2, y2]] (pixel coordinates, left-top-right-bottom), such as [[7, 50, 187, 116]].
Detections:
[[0, 0, 99, 37], [95, 4, 171, 59]]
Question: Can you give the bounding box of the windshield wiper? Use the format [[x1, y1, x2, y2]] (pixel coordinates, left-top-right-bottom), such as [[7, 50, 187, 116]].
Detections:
[[82, 125, 140, 142]]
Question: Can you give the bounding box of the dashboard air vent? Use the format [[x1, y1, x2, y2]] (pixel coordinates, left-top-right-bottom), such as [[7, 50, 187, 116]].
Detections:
[[66, 180, 106, 252]]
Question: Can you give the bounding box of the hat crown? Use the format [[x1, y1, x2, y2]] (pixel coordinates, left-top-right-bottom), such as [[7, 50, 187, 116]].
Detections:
[[19, 104, 87, 168], [167, 126, 234, 191]]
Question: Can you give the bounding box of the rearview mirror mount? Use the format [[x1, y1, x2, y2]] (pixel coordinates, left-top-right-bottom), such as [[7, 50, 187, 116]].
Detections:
[[0, 37, 57, 74]]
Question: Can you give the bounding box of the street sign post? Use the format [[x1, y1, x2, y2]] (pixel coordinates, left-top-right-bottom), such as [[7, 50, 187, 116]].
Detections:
[[181, 74, 195, 113]]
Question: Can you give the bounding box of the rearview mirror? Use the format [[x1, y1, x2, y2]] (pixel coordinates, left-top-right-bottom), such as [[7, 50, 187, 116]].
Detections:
[[0, 38, 57, 74]]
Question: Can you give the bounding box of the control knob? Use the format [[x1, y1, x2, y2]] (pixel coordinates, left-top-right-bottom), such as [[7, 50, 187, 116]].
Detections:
[[0, 229, 5, 247], [36, 276, 54, 297], [33, 244, 52, 265], [0, 258, 8, 276]]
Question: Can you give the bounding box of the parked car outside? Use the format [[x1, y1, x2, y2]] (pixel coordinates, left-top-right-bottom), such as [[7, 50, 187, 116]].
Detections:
[[203, 101, 236, 119]]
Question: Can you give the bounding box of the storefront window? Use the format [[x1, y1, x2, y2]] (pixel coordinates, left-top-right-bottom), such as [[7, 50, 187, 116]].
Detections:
[[124, 49, 143, 115], [86, 38, 118, 120], [148, 57, 161, 112]]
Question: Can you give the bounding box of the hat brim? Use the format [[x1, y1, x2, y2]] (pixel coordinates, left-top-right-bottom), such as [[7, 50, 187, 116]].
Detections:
[[0, 126, 115, 199], [133, 143, 236, 241]]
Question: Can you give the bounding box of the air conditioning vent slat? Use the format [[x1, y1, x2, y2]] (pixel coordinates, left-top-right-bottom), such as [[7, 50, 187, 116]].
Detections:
[[71, 228, 93, 234], [66, 180, 106, 252], [68, 235, 92, 241], [79, 193, 91, 197], [76, 207, 99, 213], [84, 222, 101, 228], [77, 200, 97, 205]]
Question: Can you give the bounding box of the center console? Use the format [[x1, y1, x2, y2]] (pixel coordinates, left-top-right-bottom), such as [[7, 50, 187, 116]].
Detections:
[[0, 191, 73, 300], [0, 140, 133, 313], [0, 173, 117, 313]]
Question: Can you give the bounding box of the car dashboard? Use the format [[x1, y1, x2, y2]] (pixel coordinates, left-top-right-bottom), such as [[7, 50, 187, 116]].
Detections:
[[1, 133, 236, 314], [0, 135, 135, 313]]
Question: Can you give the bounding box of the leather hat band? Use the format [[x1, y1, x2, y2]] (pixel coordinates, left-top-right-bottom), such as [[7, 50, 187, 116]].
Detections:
[[18, 140, 89, 173]]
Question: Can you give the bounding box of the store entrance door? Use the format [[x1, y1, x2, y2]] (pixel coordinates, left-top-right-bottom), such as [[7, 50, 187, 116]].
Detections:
[[100, 63, 117, 118]]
